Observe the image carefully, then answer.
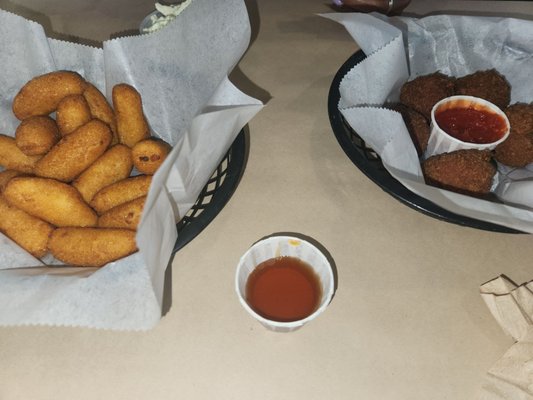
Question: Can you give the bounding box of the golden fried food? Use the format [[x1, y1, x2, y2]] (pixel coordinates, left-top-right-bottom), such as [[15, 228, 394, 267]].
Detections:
[[55, 94, 92, 136], [494, 133, 533, 167], [0, 170, 22, 193], [422, 149, 496, 196], [90, 174, 152, 215], [455, 69, 511, 110], [98, 195, 146, 230], [72, 144, 133, 203], [131, 138, 171, 175], [48, 227, 138, 267], [83, 83, 118, 144], [15, 115, 60, 156], [0, 195, 54, 258], [112, 83, 150, 147], [0, 134, 41, 173], [3, 177, 97, 227], [34, 119, 112, 182], [505, 103, 533, 136], [400, 72, 456, 120], [12, 71, 87, 120]]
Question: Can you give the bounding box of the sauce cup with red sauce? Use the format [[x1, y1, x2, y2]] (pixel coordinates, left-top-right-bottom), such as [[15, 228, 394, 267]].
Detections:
[[235, 235, 335, 333], [425, 95, 510, 158]]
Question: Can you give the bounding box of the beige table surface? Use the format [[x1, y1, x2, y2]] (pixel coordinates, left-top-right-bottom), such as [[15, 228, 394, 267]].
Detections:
[[1, 0, 533, 399]]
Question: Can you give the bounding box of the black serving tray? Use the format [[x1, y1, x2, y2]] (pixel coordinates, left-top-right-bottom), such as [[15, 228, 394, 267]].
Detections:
[[173, 128, 247, 253], [327, 50, 522, 234]]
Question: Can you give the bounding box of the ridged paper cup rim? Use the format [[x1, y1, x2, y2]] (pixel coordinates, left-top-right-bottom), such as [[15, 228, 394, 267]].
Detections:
[[430, 95, 510, 148], [235, 235, 334, 332]]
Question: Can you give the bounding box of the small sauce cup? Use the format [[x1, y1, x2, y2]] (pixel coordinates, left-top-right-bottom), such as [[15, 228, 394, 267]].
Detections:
[[235, 235, 334, 333], [424, 95, 510, 159]]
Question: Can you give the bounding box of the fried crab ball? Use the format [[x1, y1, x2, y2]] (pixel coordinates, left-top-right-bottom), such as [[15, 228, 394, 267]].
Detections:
[[455, 69, 511, 110], [504, 103, 533, 136], [399, 72, 456, 120], [493, 132, 533, 168], [391, 104, 430, 156], [422, 149, 496, 196]]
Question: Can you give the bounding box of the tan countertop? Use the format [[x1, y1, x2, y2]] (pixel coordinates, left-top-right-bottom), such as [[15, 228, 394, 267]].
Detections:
[[1, 1, 533, 399]]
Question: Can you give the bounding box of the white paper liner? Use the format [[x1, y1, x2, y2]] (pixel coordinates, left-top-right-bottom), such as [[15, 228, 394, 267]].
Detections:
[[0, 0, 263, 330], [322, 12, 533, 233]]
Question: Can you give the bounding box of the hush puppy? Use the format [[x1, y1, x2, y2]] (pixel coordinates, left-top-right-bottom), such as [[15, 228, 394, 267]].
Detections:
[[131, 138, 172, 175], [72, 144, 133, 203], [34, 119, 112, 182], [0, 134, 41, 173], [55, 94, 92, 136], [90, 174, 152, 215], [113, 84, 150, 147], [15, 115, 60, 155], [455, 69, 511, 110], [12, 71, 87, 120], [3, 177, 97, 227], [422, 149, 496, 196], [48, 227, 138, 267], [83, 83, 119, 144], [97, 195, 146, 230], [0, 195, 54, 258], [400, 72, 456, 119]]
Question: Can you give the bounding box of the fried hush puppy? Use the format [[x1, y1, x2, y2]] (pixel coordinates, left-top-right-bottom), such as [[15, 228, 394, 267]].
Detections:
[[0, 196, 54, 258], [90, 174, 152, 215], [3, 177, 97, 227], [98, 195, 146, 230], [15, 116, 60, 156], [113, 84, 150, 148], [48, 227, 138, 268], [83, 83, 118, 144], [493, 133, 533, 168], [12, 71, 87, 120], [504, 103, 533, 136], [34, 119, 112, 182], [131, 138, 172, 175], [55, 94, 92, 136], [73, 144, 133, 203], [400, 72, 456, 119], [422, 149, 496, 196], [455, 69, 511, 110], [0, 170, 22, 193], [0, 134, 41, 173]]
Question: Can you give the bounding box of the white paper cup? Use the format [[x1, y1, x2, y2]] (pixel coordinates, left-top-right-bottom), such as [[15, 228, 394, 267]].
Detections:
[[424, 95, 510, 159], [235, 235, 335, 333]]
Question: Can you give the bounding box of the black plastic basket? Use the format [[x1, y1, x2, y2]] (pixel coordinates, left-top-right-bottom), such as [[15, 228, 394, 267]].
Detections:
[[173, 128, 247, 253], [327, 50, 521, 234]]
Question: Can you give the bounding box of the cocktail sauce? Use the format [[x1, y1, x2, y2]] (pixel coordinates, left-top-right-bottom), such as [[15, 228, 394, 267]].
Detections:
[[435, 106, 507, 144], [245, 256, 322, 322]]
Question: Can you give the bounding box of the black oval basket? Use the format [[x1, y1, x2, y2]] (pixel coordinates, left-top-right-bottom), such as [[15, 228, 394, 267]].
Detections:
[[327, 51, 521, 234]]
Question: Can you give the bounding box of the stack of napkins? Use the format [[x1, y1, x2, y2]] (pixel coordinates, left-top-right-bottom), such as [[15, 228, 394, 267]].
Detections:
[[479, 276, 533, 399]]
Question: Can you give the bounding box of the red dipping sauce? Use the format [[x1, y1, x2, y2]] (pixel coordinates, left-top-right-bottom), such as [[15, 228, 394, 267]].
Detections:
[[435, 106, 508, 144]]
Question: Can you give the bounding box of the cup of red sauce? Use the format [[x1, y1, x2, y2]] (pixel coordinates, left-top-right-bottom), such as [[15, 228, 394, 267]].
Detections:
[[425, 95, 510, 158], [235, 235, 335, 332]]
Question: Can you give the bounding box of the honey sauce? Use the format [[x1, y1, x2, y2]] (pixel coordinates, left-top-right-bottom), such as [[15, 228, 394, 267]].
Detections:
[[245, 256, 322, 322]]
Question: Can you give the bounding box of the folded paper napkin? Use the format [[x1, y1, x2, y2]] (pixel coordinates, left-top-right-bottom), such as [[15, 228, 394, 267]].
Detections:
[[479, 276, 533, 399]]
